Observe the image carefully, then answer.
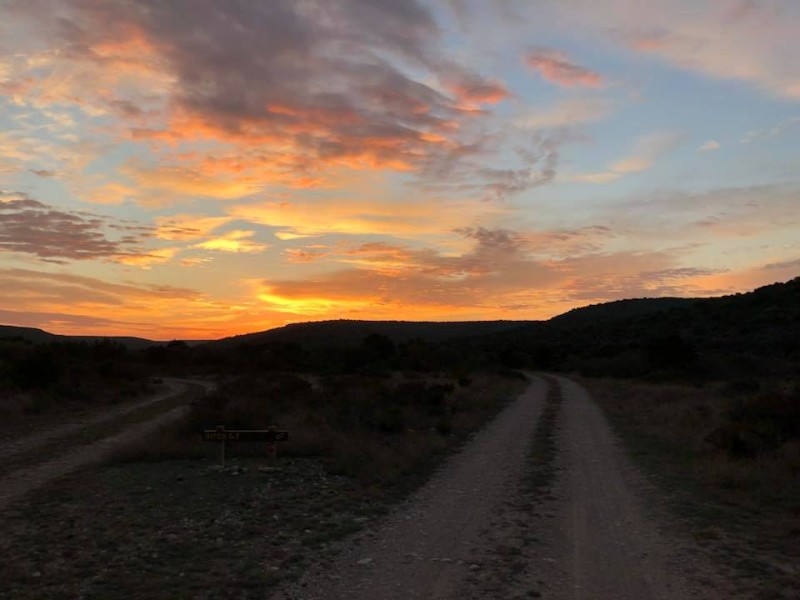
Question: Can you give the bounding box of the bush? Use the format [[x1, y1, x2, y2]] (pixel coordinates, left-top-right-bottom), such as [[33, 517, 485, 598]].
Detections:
[[708, 387, 800, 458]]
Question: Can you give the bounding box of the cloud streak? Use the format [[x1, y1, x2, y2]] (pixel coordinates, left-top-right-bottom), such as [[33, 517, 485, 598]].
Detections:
[[524, 47, 604, 88], [0, 192, 155, 263], [571, 130, 684, 183]]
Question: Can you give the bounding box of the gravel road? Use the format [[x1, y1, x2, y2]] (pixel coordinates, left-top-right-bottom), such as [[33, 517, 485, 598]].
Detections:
[[536, 375, 729, 599], [273, 375, 726, 600], [0, 378, 212, 511]]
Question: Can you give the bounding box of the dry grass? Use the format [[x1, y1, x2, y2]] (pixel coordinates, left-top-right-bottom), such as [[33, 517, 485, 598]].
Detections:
[[581, 375, 800, 598], [111, 370, 527, 486]]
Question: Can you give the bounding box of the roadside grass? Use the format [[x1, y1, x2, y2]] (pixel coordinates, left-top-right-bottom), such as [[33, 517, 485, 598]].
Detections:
[[111, 370, 526, 486], [581, 376, 800, 599]]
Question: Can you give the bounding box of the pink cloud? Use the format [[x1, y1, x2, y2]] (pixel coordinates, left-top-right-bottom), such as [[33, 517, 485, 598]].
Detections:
[[524, 48, 604, 88]]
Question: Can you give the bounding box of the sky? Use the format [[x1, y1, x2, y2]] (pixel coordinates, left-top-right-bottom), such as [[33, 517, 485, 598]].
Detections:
[[1, 0, 799, 340]]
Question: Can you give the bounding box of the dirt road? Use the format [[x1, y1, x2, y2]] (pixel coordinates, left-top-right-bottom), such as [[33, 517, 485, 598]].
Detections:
[[274, 375, 725, 600], [0, 378, 212, 511]]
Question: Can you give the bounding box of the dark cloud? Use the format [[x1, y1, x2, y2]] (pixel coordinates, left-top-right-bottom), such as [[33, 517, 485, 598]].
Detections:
[[760, 257, 800, 271], [457, 227, 522, 253], [43, 1, 482, 168], [0, 192, 154, 262], [13, 0, 559, 200], [419, 129, 572, 201], [29, 169, 57, 178]]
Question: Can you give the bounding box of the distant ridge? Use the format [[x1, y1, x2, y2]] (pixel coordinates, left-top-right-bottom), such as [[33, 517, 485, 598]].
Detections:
[[4, 276, 798, 354], [0, 325, 162, 350], [204, 319, 534, 349], [548, 297, 696, 327]]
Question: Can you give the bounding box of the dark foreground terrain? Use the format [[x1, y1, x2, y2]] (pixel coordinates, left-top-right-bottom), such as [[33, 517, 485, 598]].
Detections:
[[1, 374, 797, 599]]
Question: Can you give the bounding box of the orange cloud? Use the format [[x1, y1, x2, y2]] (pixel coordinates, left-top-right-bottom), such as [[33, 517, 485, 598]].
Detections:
[[524, 48, 604, 88], [230, 196, 508, 239], [442, 74, 509, 106], [0, 267, 296, 339], [194, 230, 268, 253], [121, 162, 262, 205]]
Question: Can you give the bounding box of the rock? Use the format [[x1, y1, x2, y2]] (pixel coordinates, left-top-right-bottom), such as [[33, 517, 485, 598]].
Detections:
[[357, 558, 373, 566], [469, 563, 481, 571]]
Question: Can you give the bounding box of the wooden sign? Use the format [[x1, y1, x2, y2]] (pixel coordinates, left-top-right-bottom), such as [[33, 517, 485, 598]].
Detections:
[[202, 429, 289, 442], [202, 425, 289, 467]]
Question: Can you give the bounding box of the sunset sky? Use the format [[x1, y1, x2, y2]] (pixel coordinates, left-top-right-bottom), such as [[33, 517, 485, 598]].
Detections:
[[1, 0, 799, 340]]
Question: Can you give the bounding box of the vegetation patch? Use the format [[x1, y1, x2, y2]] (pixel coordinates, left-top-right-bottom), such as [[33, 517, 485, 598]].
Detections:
[[112, 371, 525, 486]]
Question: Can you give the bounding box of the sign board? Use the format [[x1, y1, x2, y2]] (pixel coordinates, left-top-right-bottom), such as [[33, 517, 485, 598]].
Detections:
[[202, 429, 289, 442], [202, 425, 289, 467]]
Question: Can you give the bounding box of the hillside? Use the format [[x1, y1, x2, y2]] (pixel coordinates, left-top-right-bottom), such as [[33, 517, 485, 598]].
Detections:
[[3, 276, 799, 379], [496, 276, 800, 378], [548, 297, 696, 327], [0, 325, 161, 351], [204, 319, 534, 349]]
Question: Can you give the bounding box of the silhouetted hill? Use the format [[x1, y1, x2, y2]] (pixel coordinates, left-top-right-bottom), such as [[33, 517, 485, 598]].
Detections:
[[4, 275, 799, 380], [0, 325, 162, 350], [205, 319, 532, 349], [493, 276, 800, 378], [549, 297, 696, 327]]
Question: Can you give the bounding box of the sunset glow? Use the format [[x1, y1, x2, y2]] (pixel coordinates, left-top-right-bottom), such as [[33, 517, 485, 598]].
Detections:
[[1, 1, 799, 339]]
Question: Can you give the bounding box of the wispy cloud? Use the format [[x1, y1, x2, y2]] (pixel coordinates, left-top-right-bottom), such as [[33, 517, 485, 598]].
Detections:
[[569, 130, 684, 183], [255, 226, 711, 319], [517, 97, 614, 129], [698, 140, 721, 152], [741, 116, 800, 144], [524, 47, 604, 88], [611, 131, 684, 173], [565, 1, 800, 100], [0, 192, 157, 264]]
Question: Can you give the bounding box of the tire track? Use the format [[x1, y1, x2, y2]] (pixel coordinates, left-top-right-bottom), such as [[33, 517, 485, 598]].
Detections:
[[0, 379, 214, 512]]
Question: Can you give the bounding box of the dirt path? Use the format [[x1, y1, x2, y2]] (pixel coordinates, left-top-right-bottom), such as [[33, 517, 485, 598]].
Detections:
[[534, 376, 730, 599], [273, 376, 549, 600], [0, 377, 211, 462], [0, 378, 212, 511], [273, 375, 727, 600]]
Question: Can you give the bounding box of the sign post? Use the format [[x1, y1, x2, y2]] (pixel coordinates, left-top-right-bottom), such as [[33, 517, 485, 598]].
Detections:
[[202, 426, 289, 468]]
